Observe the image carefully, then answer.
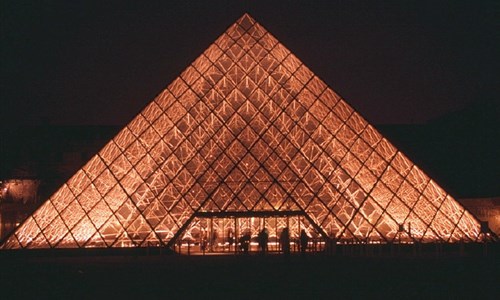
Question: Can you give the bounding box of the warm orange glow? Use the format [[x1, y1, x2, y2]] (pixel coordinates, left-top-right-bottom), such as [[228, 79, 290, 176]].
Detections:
[[1, 14, 482, 249]]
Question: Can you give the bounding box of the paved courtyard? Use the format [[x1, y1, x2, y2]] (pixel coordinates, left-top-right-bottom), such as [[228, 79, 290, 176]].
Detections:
[[1, 252, 498, 299]]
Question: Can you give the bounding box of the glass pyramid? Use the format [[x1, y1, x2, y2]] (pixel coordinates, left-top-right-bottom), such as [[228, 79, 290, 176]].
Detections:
[[1, 14, 482, 249]]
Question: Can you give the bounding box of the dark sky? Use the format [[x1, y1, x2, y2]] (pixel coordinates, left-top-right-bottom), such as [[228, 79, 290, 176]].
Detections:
[[1, 0, 498, 128]]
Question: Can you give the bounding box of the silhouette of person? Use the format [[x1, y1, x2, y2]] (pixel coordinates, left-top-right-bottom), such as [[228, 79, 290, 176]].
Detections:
[[227, 228, 234, 251], [200, 229, 207, 252], [280, 227, 290, 255], [300, 229, 309, 255], [240, 231, 251, 254], [258, 228, 269, 254], [211, 229, 218, 251]]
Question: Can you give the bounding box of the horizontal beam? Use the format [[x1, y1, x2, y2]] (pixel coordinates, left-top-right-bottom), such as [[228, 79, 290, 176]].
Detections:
[[193, 210, 306, 218]]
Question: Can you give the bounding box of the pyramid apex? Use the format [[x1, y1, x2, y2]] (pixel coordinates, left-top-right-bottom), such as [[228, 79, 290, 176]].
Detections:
[[236, 13, 257, 30], [240, 12, 255, 19]]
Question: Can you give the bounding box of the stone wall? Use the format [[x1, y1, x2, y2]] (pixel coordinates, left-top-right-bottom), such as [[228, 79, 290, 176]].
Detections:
[[459, 197, 500, 236]]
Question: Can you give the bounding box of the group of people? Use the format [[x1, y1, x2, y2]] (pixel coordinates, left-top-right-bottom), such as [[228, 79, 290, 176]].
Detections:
[[280, 228, 309, 255], [238, 227, 310, 255], [199, 228, 221, 252], [200, 227, 311, 255]]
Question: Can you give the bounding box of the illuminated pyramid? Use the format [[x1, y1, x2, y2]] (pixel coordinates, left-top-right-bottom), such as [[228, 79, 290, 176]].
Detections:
[[1, 14, 482, 249]]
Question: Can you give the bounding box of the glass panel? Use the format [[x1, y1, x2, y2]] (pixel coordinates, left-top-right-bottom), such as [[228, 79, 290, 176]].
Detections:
[[128, 114, 149, 138], [72, 216, 97, 246], [60, 200, 85, 230], [88, 200, 113, 229]]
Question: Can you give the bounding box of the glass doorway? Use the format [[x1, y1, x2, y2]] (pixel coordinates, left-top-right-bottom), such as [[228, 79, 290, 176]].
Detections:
[[174, 211, 326, 254]]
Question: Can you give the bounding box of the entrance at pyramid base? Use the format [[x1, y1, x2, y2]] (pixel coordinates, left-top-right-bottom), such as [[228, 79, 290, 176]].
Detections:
[[172, 211, 328, 255]]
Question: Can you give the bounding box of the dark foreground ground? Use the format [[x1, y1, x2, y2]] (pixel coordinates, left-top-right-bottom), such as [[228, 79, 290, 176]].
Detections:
[[1, 251, 499, 299]]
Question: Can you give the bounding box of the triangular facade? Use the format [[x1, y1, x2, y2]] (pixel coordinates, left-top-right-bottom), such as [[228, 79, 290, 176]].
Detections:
[[2, 14, 481, 249]]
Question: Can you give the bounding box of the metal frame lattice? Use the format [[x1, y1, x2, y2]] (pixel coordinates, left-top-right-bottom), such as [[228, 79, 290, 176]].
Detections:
[[1, 14, 482, 249]]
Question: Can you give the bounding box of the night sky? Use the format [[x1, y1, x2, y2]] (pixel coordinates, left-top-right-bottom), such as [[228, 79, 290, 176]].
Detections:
[[1, 0, 498, 128]]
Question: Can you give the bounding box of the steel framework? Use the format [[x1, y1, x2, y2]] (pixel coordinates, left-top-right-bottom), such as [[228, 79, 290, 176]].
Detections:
[[1, 14, 482, 249]]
